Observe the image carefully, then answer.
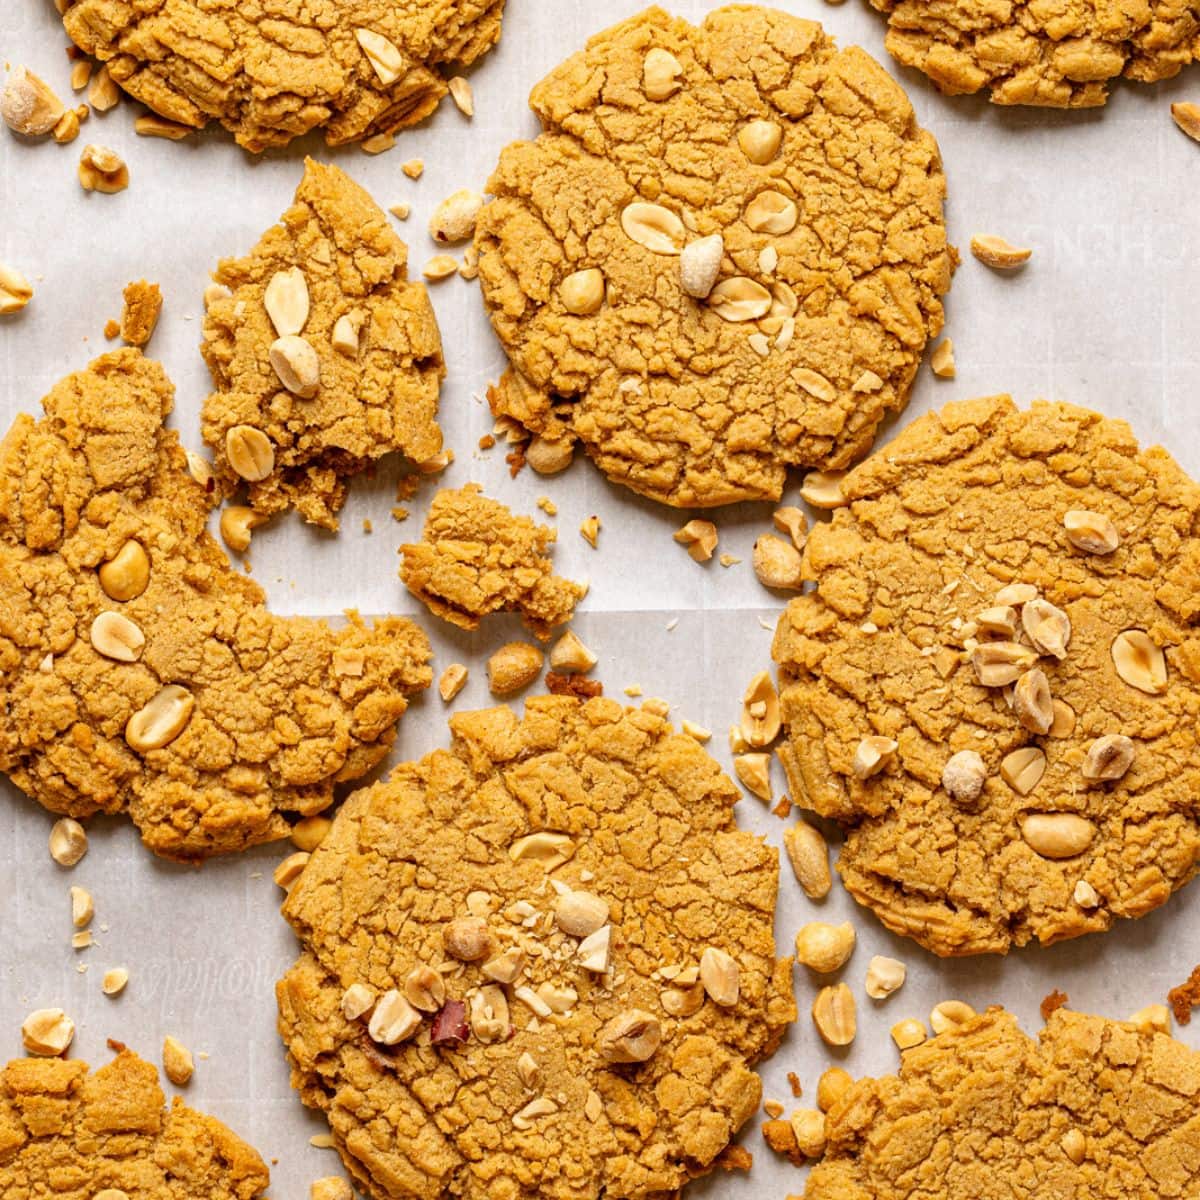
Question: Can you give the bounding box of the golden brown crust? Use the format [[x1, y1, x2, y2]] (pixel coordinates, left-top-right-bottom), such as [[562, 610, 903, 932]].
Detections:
[[0, 1049, 269, 1198], [201, 159, 444, 530], [62, 0, 507, 151], [475, 5, 952, 508], [871, 0, 1200, 107], [773, 396, 1200, 955], [277, 695, 796, 1200], [400, 485, 586, 640], [805, 1007, 1200, 1198], [0, 348, 432, 861]]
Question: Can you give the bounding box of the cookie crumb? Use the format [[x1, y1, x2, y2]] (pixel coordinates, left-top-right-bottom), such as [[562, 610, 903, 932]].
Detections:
[[545, 671, 603, 698], [103, 318, 121, 339], [120, 279, 162, 348], [1168, 965, 1200, 1026], [1040, 989, 1069, 1021], [479, 434, 496, 450], [402, 158, 424, 179], [389, 202, 411, 220]]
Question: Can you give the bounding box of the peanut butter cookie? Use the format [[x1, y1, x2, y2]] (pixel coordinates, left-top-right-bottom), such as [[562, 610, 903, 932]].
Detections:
[[277, 695, 796, 1200], [400, 484, 587, 640], [201, 160, 444, 530], [61, 0, 506, 151], [0, 348, 432, 861], [475, 6, 952, 508], [774, 395, 1200, 955], [871, 0, 1200, 107], [0, 1047, 268, 1198], [806, 1006, 1200, 1197]]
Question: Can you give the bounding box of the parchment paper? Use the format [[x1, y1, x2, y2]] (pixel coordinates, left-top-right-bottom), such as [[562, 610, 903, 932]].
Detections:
[[2, 0, 1199, 1194]]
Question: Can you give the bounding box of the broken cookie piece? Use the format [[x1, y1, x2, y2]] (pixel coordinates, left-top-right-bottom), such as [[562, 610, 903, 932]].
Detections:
[[806, 1006, 1200, 1197], [120, 279, 162, 347], [400, 484, 586, 640], [0, 1047, 268, 1197], [0, 348, 432, 861], [201, 159, 444, 530], [61, 1, 508, 151], [277, 695, 796, 1200], [475, 6, 952, 508]]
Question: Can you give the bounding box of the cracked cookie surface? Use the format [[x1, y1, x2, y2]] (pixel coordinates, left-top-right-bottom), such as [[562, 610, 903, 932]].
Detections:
[[201, 159, 444, 531], [870, 0, 1200, 107], [475, 5, 952, 508], [773, 395, 1200, 955], [277, 695, 796, 1200], [805, 1006, 1200, 1199], [400, 484, 586, 640], [61, 0, 506, 151], [0, 1047, 268, 1198], [0, 348, 432, 861]]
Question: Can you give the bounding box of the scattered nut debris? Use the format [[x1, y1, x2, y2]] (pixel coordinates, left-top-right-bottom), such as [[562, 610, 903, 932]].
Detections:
[[865, 955, 907, 1000], [49, 818, 88, 867], [812, 983, 856, 1047], [447, 75, 474, 116], [799, 470, 847, 509], [102, 967, 129, 996], [163, 1035, 194, 1085], [1171, 102, 1200, 143], [733, 752, 772, 802], [970, 234, 1032, 269], [290, 815, 332, 853], [2, 65, 65, 136], [794, 922, 856, 973], [389, 202, 411, 220], [361, 132, 395, 155], [741, 671, 781, 747], [890, 1017, 927, 1050], [549, 630, 597, 673], [782, 820, 831, 900], [0, 262, 34, 315], [22, 1008, 75, 1056], [430, 189, 483, 243], [597, 1010, 661, 1063], [930, 338, 955, 378], [772, 506, 808, 551], [852, 735, 897, 780], [486, 642, 544, 696], [219, 505, 267, 554], [401, 158, 424, 179], [273, 851, 310, 890], [439, 663, 469, 702], [311, 1178, 354, 1200], [674, 518, 718, 562], [929, 999, 976, 1035], [70, 886, 93, 929], [134, 113, 192, 140], [816, 1067, 852, 1113], [87, 65, 120, 111], [78, 143, 129, 193], [753, 533, 803, 590], [579, 515, 601, 548], [423, 254, 458, 280], [1127, 1003, 1170, 1035]]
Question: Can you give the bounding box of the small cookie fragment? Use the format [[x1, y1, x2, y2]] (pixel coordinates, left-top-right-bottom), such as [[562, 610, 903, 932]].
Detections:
[[277, 696, 796, 1200], [1168, 965, 1200, 1026], [201, 160, 445, 529], [400, 484, 586, 639], [806, 1007, 1200, 1200], [0, 1048, 268, 1194], [120, 280, 162, 348]]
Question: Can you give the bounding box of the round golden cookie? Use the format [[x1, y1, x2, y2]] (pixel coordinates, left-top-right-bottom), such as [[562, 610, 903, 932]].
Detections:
[[277, 695, 796, 1200], [806, 1006, 1200, 1197], [475, 6, 953, 508], [0, 349, 431, 861], [61, 0, 506, 151], [870, 0, 1200, 107], [773, 395, 1200, 956]]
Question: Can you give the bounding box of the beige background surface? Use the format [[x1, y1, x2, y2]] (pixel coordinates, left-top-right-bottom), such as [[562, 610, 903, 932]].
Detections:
[[1, 0, 1199, 1195]]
